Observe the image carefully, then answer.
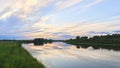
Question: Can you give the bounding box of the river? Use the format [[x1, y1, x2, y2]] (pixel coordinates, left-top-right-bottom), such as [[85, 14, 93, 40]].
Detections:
[[22, 42, 120, 68]]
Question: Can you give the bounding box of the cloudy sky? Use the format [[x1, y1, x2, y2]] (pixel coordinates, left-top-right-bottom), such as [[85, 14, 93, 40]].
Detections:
[[0, 0, 120, 40]]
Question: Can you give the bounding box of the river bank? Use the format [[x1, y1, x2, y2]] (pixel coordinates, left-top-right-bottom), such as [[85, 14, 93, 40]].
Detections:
[[0, 41, 45, 68]]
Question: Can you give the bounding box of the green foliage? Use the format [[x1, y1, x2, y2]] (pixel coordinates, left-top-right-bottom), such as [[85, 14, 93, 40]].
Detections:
[[64, 34, 120, 51], [33, 38, 53, 45], [0, 41, 45, 68]]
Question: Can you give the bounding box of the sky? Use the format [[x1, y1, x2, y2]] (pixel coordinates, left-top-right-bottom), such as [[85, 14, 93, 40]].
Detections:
[[0, 0, 120, 40]]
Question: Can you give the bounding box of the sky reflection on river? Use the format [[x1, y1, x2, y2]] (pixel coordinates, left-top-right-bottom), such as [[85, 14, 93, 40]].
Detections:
[[22, 42, 120, 68]]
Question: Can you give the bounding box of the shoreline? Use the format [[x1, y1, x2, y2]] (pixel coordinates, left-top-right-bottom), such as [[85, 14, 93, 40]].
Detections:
[[64, 41, 120, 51], [0, 41, 45, 68]]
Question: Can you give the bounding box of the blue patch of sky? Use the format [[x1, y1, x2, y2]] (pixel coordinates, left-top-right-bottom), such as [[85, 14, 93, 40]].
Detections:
[[112, 30, 120, 33], [88, 31, 110, 34], [37, 3, 55, 17], [50, 0, 120, 26], [59, 35, 75, 40], [0, 35, 26, 40], [52, 32, 69, 36], [0, 16, 22, 35]]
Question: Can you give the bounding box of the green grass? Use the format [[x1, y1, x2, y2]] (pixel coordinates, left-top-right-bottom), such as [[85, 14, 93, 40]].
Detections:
[[0, 41, 45, 68]]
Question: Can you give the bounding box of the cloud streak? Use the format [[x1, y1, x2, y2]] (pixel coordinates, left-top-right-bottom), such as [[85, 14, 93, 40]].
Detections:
[[0, 0, 120, 39], [0, 0, 52, 20], [55, 0, 83, 10], [83, 0, 103, 8]]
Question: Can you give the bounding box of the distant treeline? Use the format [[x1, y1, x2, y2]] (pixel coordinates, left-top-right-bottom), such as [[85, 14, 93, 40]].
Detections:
[[0, 40, 33, 43], [0, 39, 53, 45], [65, 34, 120, 45], [64, 34, 120, 51]]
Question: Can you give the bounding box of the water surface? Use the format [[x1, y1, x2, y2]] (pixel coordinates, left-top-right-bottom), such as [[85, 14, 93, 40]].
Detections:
[[22, 42, 120, 68]]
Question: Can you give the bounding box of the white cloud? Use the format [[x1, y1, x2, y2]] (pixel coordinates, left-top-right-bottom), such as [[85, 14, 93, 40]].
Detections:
[[83, 0, 103, 8], [40, 15, 51, 22], [0, 11, 13, 20], [0, 0, 119, 39], [18, 16, 120, 39], [0, 0, 103, 21], [55, 0, 83, 10], [0, 0, 52, 20]]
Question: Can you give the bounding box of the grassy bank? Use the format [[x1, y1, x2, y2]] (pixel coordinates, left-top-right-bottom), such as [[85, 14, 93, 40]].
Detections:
[[0, 41, 45, 68]]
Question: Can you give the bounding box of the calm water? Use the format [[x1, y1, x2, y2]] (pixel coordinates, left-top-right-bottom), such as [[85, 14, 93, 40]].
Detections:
[[22, 42, 120, 68]]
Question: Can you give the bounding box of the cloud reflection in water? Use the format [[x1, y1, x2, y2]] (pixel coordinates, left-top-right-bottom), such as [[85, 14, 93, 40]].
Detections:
[[22, 42, 120, 68]]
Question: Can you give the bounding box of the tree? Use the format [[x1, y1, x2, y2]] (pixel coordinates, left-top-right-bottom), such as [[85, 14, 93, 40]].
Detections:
[[81, 36, 88, 40], [76, 36, 80, 39]]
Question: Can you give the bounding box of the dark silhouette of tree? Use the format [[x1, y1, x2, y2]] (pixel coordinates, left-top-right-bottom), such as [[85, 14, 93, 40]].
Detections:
[[34, 38, 44, 45], [76, 36, 80, 39], [81, 36, 88, 40]]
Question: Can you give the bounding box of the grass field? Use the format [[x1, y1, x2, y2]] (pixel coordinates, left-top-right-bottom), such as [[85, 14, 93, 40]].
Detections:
[[0, 41, 45, 68]]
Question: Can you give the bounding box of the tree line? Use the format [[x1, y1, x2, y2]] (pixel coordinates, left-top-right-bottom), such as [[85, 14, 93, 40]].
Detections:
[[65, 34, 120, 45]]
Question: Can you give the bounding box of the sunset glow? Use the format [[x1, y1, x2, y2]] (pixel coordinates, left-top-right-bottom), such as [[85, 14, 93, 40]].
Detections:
[[0, 0, 120, 39]]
